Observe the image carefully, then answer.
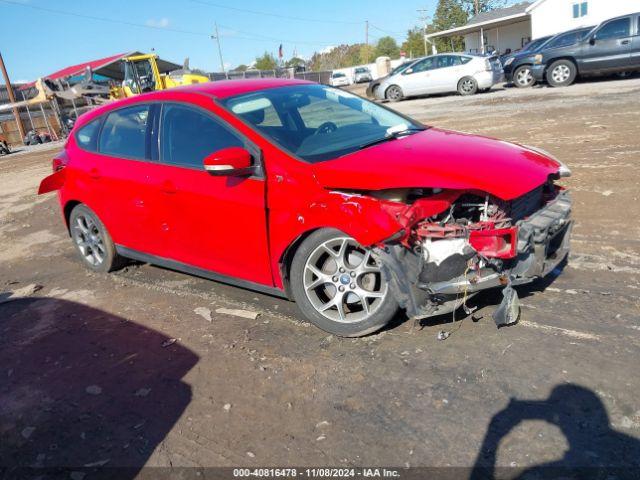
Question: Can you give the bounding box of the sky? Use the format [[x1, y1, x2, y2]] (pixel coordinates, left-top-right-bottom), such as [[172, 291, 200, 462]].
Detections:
[[0, 0, 442, 82]]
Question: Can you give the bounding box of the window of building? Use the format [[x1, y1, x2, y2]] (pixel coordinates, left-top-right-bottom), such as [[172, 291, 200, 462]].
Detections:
[[160, 104, 244, 169], [98, 105, 150, 159], [573, 1, 588, 18]]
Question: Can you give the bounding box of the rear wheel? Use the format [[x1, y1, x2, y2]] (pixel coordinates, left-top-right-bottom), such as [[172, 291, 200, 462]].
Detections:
[[546, 60, 577, 87], [69, 204, 125, 273], [513, 65, 535, 88], [458, 76, 478, 95], [385, 85, 404, 102], [289, 229, 398, 337]]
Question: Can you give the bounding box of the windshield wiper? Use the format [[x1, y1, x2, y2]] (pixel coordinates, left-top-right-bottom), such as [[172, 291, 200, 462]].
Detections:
[[357, 126, 425, 151]]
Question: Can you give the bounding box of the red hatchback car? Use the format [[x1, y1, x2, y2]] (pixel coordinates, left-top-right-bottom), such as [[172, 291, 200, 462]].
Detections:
[[39, 79, 572, 337]]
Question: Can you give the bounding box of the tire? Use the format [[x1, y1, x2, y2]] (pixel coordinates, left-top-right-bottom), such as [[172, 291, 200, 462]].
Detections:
[[458, 76, 478, 96], [69, 204, 125, 273], [385, 85, 404, 102], [289, 229, 398, 337], [546, 59, 577, 87], [513, 65, 535, 88]]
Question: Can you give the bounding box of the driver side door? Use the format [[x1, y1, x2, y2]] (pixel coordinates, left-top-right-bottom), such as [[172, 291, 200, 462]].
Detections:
[[399, 57, 437, 96], [581, 16, 633, 73]]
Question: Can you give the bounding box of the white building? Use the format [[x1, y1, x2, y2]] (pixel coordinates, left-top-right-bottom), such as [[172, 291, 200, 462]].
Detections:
[[426, 0, 639, 55]]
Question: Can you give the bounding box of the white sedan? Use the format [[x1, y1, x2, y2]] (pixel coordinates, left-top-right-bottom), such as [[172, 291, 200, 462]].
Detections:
[[374, 53, 504, 101], [330, 72, 350, 87]]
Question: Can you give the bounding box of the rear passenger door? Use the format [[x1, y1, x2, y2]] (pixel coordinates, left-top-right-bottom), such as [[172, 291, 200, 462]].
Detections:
[[430, 55, 464, 92], [154, 102, 273, 286], [86, 104, 165, 255], [582, 16, 633, 72]]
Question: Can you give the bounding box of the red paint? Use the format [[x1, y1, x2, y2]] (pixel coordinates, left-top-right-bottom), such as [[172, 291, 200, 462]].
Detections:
[[469, 227, 518, 259], [39, 80, 564, 293]]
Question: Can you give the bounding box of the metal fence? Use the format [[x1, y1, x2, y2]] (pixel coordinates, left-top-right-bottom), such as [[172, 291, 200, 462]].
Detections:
[[208, 69, 333, 86]]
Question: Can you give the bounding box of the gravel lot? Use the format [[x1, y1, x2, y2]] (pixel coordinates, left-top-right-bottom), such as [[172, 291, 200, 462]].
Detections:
[[1, 77, 639, 477]]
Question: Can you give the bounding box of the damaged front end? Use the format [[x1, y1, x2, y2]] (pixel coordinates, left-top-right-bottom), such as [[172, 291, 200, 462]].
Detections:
[[367, 181, 572, 325]]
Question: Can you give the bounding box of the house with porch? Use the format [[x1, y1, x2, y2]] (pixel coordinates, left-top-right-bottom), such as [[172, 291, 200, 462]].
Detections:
[[425, 0, 639, 55]]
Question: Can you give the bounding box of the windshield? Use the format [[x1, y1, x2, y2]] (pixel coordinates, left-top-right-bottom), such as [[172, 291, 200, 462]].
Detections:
[[521, 37, 551, 53], [222, 84, 424, 163], [545, 28, 593, 49]]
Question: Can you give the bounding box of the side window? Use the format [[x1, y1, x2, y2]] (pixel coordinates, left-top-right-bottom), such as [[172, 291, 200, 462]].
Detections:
[[596, 17, 631, 40], [98, 105, 150, 159], [160, 104, 244, 169], [460, 56, 473, 64], [437, 55, 462, 68], [75, 118, 101, 152], [409, 57, 435, 73]]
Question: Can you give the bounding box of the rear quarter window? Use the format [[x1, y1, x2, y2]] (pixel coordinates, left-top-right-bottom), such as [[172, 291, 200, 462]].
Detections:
[[75, 118, 101, 152]]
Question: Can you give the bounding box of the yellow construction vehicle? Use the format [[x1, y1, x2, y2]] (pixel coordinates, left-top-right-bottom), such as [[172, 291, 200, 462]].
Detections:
[[110, 54, 209, 99]]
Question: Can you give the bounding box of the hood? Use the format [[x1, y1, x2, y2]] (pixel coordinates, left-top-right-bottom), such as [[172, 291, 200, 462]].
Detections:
[[312, 128, 561, 201]]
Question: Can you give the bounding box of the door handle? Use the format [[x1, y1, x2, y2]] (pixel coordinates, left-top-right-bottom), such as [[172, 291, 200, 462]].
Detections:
[[89, 168, 100, 180], [161, 180, 177, 194], [621, 39, 630, 45]]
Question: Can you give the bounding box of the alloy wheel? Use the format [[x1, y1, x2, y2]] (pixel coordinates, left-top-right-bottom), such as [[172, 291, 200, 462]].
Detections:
[[551, 65, 571, 84], [516, 68, 533, 87], [386, 86, 402, 101], [72, 214, 106, 266], [303, 237, 387, 323], [460, 79, 476, 94]]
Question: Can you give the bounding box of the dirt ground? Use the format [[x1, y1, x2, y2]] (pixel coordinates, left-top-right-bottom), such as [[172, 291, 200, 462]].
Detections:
[[1, 76, 640, 478]]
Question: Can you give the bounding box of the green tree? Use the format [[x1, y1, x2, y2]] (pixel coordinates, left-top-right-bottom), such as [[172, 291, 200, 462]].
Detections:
[[461, 0, 506, 15], [402, 27, 427, 58], [233, 64, 249, 72], [254, 52, 278, 70], [359, 44, 375, 64], [285, 57, 306, 68], [374, 36, 400, 58], [431, 0, 468, 52]]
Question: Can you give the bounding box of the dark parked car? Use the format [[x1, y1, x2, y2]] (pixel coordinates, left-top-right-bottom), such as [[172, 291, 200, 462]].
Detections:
[[531, 12, 640, 87], [503, 27, 593, 88]]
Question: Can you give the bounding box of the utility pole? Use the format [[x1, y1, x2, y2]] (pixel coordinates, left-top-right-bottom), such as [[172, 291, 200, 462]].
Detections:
[[418, 9, 431, 56], [365, 20, 369, 64], [0, 51, 25, 140], [211, 22, 225, 74]]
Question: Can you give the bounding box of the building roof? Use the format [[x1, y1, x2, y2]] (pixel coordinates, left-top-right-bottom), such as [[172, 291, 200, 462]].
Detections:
[[426, 2, 532, 39], [22, 52, 182, 88], [466, 2, 532, 26]]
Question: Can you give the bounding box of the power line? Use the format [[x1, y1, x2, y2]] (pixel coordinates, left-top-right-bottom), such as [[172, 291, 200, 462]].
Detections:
[[369, 24, 407, 36], [0, 0, 208, 36], [189, 0, 361, 25]]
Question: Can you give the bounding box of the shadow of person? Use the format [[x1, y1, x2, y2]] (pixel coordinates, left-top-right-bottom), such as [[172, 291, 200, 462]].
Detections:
[[0, 297, 198, 478], [470, 384, 640, 480]]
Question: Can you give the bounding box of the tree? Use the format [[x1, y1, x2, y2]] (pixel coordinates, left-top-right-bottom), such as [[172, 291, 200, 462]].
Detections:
[[359, 44, 375, 64], [254, 52, 278, 71], [285, 57, 306, 68], [374, 36, 400, 58], [461, 0, 506, 15], [431, 0, 468, 52], [402, 27, 427, 58], [233, 64, 248, 72]]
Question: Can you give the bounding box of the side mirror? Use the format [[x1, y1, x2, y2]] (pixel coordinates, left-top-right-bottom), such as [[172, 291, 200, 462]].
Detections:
[[589, 36, 596, 45], [203, 147, 254, 176], [404, 68, 413, 74]]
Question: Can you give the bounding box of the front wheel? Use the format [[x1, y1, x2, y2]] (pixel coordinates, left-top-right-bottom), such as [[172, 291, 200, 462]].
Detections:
[[289, 229, 398, 337], [385, 85, 404, 102], [458, 76, 478, 96], [513, 65, 535, 88], [546, 60, 577, 87]]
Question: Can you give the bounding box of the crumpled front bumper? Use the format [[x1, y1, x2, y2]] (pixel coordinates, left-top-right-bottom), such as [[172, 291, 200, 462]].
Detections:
[[374, 190, 572, 319]]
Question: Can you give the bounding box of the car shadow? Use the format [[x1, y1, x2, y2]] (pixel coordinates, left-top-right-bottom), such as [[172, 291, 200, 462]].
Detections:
[[0, 297, 198, 477], [470, 384, 640, 479]]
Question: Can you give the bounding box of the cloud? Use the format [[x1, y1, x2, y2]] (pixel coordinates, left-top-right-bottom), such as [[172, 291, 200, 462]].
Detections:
[[146, 18, 170, 28]]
